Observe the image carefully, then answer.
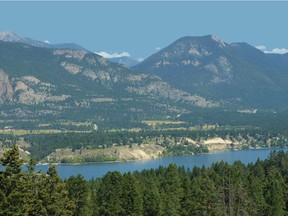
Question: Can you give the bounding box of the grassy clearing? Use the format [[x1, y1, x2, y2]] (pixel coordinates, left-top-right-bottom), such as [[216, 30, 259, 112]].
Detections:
[[142, 120, 185, 126], [60, 121, 93, 127], [0, 129, 94, 136], [0, 129, 63, 135]]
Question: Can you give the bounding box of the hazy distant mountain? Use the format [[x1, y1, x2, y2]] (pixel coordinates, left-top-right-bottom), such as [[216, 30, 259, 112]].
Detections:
[[133, 35, 288, 109], [0, 40, 216, 122], [0, 31, 88, 51], [109, 56, 139, 68]]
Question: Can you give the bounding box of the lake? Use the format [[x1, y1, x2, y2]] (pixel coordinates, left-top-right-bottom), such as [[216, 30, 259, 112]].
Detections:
[[34, 148, 286, 179]]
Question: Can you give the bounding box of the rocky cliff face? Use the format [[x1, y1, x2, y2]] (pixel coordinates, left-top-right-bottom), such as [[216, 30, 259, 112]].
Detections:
[[13, 76, 70, 105], [0, 69, 13, 103]]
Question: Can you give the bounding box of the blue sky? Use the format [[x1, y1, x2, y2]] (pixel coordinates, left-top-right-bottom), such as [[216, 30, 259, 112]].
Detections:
[[0, 1, 287, 60]]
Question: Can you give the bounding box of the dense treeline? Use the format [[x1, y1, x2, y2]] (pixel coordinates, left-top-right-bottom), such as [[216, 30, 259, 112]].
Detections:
[[0, 146, 75, 215], [1, 146, 288, 215], [2, 108, 288, 133], [0, 134, 17, 147], [91, 151, 288, 215], [178, 109, 288, 129], [0, 102, 174, 130]]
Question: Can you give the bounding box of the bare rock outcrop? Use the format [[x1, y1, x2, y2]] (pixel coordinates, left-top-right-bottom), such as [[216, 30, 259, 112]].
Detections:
[[0, 69, 13, 103]]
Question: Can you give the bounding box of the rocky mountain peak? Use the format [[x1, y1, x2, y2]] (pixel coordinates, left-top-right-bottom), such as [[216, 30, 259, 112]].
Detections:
[[0, 31, 25, 42], [154, 35, 227, 61], [133, 35, 230, 72], [174, 35, 227, 49], [210, 35, 226, 47]]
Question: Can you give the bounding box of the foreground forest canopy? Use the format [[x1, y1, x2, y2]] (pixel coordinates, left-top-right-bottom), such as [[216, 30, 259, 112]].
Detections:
[[1, 146, 288, 215]]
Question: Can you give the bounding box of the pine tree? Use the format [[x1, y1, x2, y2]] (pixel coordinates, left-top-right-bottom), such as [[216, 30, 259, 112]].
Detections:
[[190, 173, 218, 215], [247, 175, 266, 215], [143, 178, 162, 216], [97, 171, 123, 216], [0, 145, 23, 175], [121, 172, 143, 216], [264, 167, 286, 215], [160, 164, 183, 216], [0, 145, 26, 216], [180, 176, 193, 216], [0, 146, 47, 215], [42, 165, 76, 215], [66, 174, 92, 216]]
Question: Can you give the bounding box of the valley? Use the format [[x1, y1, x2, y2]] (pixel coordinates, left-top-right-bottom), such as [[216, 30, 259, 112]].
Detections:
[[1, 2, 288, 215], [1, 113, 288, 164], [1, 32, 288, 164]]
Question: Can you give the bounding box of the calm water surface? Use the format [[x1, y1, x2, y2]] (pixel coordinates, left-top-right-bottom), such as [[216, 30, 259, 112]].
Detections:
[[34, 148, 286, 179]]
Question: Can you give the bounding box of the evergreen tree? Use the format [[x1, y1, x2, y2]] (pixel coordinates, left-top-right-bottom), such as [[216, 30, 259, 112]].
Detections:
[[143, 178, 162, 216], [230, 161, 250, 215], [0, 145, 23, 175], [97, 171, 123, 216], [180, 176, 193, 216], [160, 164, 183, 216], [264, 167, 286, 215], [89, 177, 101, 216], [190, 173, 218, 215], [0, 145, 26, 215], [214, 162, 234, 215], [247, 175, 266, 215], [121, 172, 143, 216], [0, 146, 47, 215], [41, 165, 75, 215], [66, 174, 92, 216]]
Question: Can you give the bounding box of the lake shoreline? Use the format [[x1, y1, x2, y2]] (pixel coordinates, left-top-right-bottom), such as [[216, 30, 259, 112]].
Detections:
[[32, 148, 288, 179], [37, 147, 285, 166]]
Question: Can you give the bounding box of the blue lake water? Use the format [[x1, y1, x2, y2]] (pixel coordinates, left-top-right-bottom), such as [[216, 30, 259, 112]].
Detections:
[[33, 148, 286, 179]]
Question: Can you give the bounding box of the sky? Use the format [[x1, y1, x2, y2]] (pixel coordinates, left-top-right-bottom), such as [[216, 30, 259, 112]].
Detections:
[[0, 1, 288, 60]]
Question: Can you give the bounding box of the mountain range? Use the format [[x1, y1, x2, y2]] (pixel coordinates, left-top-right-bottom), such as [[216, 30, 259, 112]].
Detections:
[[0, 32, 288, 126], [0, 33, 215, 124], [133, 35, 288, 109]]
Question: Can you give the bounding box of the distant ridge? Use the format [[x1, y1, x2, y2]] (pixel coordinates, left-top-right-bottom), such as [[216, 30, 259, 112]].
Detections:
[[0, 31, 88, 51], [109, 56, 139, 68]]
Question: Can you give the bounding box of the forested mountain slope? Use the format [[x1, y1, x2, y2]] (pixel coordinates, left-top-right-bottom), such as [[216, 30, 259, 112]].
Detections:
[[0, 41, 216, 122], [133, 35, 288, 108]]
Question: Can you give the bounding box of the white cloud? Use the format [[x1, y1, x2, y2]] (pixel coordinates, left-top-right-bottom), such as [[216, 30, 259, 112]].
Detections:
[[95, 51, 130, 59], [44, 40, 51, 44], [155, 47, 161, 51], [137, 57, 144, 62], [264, 48, 288, 54], [255, 45, 266, 50], [255, 45, 288, 54]]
